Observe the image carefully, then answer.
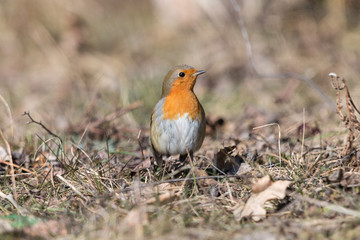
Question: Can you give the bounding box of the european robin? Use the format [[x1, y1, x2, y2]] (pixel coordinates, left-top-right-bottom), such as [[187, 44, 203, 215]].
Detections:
[[150, 64, 206, 165]]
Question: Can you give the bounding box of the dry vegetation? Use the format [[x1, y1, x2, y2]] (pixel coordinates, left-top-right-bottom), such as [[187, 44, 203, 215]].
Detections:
[[1, 0, 360, 239]]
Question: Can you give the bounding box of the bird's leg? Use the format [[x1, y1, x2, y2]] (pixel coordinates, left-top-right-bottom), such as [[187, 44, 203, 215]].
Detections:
[[179, 154, 187, 162], [154, 154, 163, 167], [179, 151, 193, 162], [152, 146, 163, 167]]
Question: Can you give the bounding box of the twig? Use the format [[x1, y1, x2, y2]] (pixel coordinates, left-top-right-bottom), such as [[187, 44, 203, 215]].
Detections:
[[229, 0, 336, 111], [77, 124, 89, 146], [120, 175, 242, 193], [0, 160, 34, 174], [225, 181, 235, 204], [301, 108, 306, 158], [253, 123, 282, 166], [293, 193, 360, 218], [23, 111, 63, 144], [137, 129, 145, 161], [158, 174, 241, 185], [56, 175, 87, 201], [122, 175, 291, 193], [0, 128, 17, 200]]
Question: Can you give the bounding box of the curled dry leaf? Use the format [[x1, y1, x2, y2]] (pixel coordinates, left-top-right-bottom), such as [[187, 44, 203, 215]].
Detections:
[[234, 175, 291, 222], [214, 145, 244, 174], [252, 175, 272, 193]]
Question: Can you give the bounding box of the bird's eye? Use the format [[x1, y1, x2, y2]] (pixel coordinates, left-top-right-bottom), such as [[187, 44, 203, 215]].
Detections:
[[179, 72, 185, 78]]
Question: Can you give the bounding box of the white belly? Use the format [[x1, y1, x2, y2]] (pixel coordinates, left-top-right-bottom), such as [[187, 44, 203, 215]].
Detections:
[[154, 113, 201, 155]]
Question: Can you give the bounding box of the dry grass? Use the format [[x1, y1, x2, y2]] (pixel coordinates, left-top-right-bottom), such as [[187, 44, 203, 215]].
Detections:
[[1, 1, 360, 239]]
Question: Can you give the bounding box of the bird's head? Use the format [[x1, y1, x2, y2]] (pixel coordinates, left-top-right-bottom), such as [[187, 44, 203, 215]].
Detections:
[[161, 64, 205, 98]]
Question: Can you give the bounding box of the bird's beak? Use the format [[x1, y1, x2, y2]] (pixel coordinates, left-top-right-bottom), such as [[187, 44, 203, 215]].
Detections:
[[192, 70, 206, 77]]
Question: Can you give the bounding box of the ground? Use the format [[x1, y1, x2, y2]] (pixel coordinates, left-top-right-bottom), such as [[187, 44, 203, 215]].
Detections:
[[0, 1, 360, 239]]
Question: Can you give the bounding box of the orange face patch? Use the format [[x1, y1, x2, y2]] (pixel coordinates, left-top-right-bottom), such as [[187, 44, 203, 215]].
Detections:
[[170, 68, 197, 89]]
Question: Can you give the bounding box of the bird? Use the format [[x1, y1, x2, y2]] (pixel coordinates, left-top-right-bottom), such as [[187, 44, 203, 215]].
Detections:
[[150, 64, 206, 166]]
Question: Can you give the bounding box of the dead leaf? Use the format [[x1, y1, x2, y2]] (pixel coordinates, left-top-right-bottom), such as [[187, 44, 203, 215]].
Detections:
[[234, 175, 291, 222], [214, 145, 244, 174], [252, 175, 272, 193]]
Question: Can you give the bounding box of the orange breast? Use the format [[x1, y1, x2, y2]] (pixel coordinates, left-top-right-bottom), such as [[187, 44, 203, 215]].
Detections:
[[162, 89, 202, 121]]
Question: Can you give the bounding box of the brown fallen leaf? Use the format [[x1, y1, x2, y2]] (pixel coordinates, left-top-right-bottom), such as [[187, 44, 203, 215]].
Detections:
[[214, 145, 244, 174], [252, 175, 272, 193], [234, 175, 291, 222]]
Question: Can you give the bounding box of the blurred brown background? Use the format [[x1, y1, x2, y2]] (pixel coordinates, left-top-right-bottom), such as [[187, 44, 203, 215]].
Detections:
[[1, 0, 360, 139]]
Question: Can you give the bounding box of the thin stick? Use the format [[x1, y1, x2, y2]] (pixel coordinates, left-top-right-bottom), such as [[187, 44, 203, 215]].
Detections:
[[225, 181, 235, 204], [56, 175, 87, 201], [301, 108, 306, 158], [121, 175, 241, 193], [77, 124, 89, 146], [253, 123, 282, 166], [137, 129, 145, 161], [0, 128, 17, 200], [23, 111, 63, 144], [0, 160, 34, 174], [229, 0, 335, 111], [120, 175, 292, 193]]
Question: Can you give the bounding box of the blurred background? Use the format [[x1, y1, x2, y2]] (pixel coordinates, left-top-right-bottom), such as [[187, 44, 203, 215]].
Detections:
[[1, 0, 360, 140]]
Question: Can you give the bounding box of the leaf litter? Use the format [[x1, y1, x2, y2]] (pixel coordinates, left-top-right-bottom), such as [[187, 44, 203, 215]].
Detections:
[[0, 74, 359, 239]]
